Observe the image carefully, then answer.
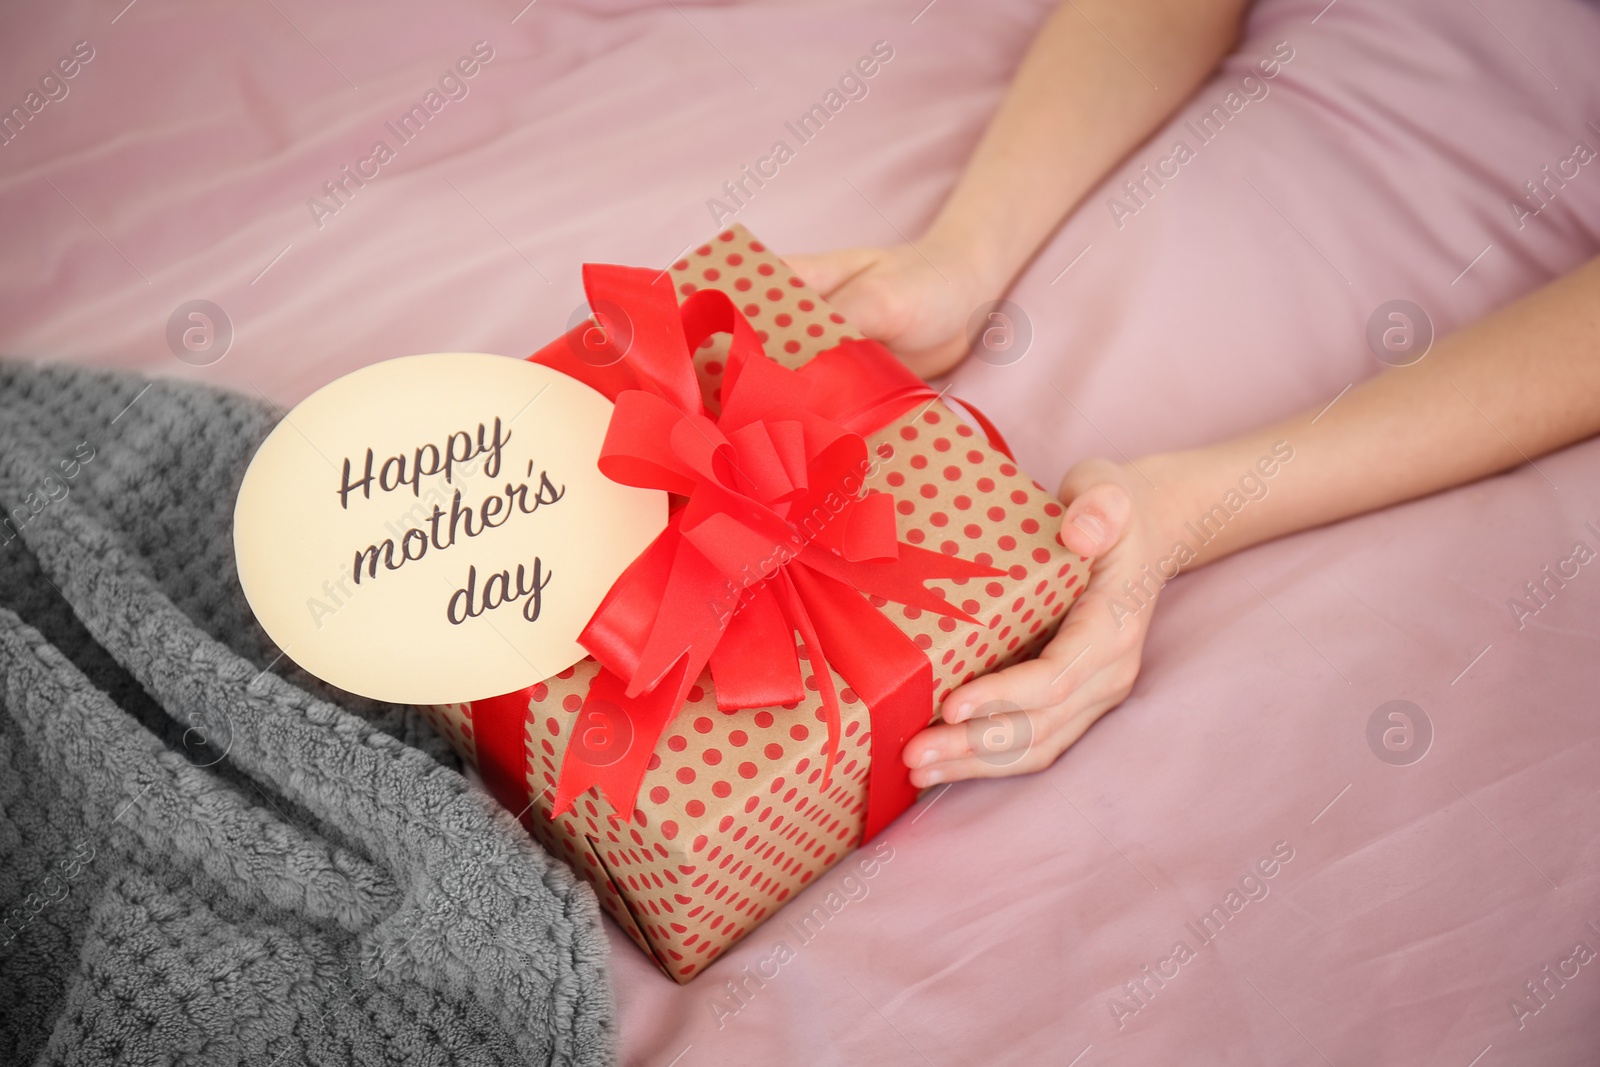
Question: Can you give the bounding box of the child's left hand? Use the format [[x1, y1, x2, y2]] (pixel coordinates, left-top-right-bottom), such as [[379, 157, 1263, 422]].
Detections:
[[901, 457, 1170, 786]]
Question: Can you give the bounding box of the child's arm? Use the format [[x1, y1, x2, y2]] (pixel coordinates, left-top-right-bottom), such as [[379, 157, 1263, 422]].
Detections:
[[906, 255, 1600, 785], [786, 0, 1252, 377]]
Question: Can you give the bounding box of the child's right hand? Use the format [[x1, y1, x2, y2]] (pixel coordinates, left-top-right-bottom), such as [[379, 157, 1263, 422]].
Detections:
[[783, 241, 989, 379]]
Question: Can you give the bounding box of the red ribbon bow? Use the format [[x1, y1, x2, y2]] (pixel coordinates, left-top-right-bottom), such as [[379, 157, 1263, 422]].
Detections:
[[528, 264, 1003, 842]]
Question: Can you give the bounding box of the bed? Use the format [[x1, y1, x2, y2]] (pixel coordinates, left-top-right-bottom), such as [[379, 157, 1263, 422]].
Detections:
[[4, 0, 1598, 1062]]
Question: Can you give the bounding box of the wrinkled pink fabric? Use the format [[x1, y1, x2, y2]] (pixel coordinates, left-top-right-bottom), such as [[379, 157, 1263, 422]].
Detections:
[[5, 0, 1600, 1063]]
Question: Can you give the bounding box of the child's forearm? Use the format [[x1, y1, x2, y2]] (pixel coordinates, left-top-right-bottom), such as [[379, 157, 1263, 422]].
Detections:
[[1139, 256, 1600, 567], [927, 0, 1251, 293]]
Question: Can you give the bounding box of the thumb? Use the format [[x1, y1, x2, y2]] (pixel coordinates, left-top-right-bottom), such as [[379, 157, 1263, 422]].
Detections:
[[782, 247, 878, 298], [1057, 481, 1133, 557]]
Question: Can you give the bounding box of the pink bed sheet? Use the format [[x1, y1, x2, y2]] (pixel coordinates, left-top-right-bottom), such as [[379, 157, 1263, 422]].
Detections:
[[5, 0, 1600, 1063]]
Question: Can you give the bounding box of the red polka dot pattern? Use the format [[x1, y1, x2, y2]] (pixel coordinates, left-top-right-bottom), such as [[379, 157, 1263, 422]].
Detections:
[[430, 224, 1090, 984]]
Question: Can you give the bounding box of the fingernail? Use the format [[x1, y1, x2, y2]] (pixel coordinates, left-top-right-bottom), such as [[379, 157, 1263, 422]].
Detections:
[[922, 769, 943, 785], [946, 701, 969, 723], [917, 749, 936, 767], [1073, 514, 1104, 545]]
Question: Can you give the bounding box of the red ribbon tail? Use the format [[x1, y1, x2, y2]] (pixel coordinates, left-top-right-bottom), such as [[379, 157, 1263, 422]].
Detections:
[[799, 540, 1004, 624], [550, 660, 693, 821], [786, 564, 933, 843], [773, 570, 842, 789]]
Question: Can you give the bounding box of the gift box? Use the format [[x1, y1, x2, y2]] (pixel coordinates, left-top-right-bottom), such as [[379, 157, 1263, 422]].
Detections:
[[420, 224, 1089, 982]]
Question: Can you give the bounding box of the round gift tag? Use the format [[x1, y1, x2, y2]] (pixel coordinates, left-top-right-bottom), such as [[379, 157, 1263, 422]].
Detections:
[[233, 352, 668, 705]]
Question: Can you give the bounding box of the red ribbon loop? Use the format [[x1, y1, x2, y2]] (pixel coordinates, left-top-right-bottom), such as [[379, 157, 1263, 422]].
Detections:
[[529, 264, 1004, 843]]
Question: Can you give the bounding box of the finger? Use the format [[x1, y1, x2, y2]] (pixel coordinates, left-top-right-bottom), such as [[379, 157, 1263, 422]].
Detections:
[[938, 658, 1057, 725], [901, 719, 974, 772], [781, 247, 879, 297], [905, 698, 1077, 774], [914, 715, 1090, 785], [903, 701, 1072, 771], [916, 689, 1127, 786], [908, 708, 1042, 786], [937, 649, 1089, 725], [1057, 481, 1132, 557]]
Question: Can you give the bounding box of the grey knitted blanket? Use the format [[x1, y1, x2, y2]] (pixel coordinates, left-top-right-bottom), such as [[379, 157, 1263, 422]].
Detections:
[[0, 362, 615, 1066]]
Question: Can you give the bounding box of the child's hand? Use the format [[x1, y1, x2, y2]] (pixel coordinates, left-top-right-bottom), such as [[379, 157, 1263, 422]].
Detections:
[[902, 458, 1170, 786], [784, 241, 987, 379]]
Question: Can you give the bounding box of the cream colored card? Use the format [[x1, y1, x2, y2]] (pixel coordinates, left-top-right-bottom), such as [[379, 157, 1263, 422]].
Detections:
[[233, 352, 668, 705]]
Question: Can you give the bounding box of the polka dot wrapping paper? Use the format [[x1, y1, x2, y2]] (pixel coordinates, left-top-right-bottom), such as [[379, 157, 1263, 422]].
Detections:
[[421, 225, 1089, 983]]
